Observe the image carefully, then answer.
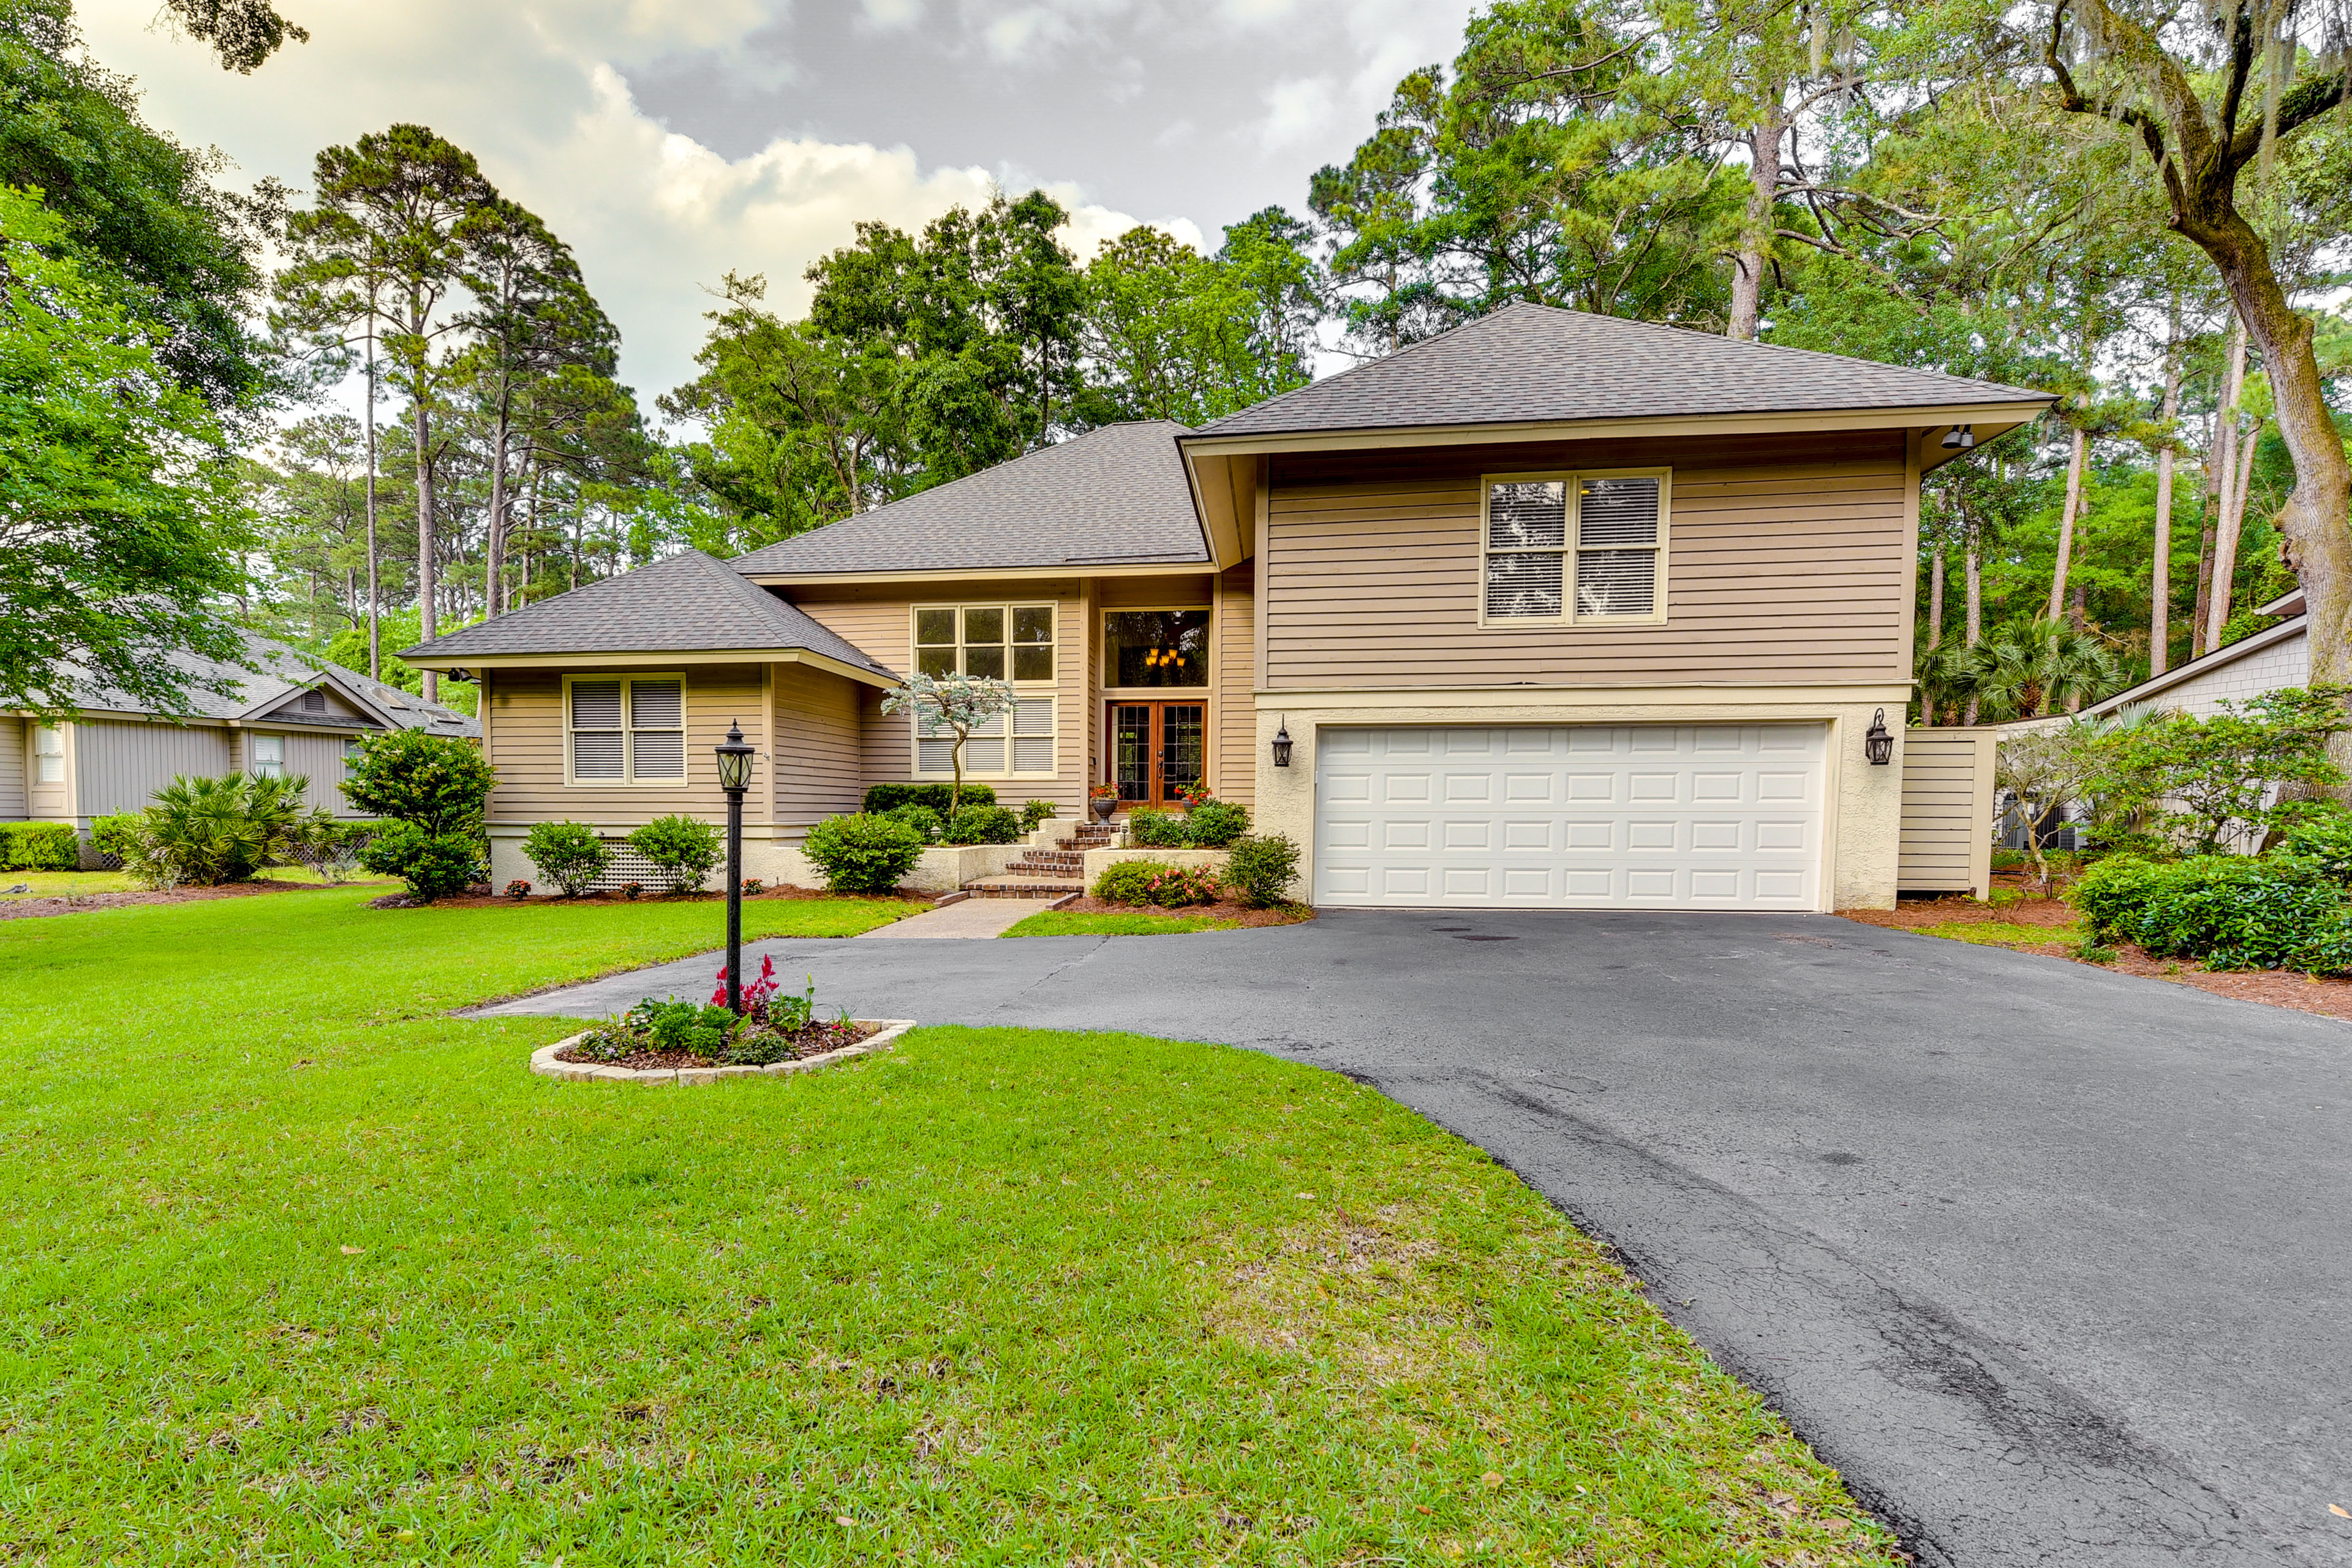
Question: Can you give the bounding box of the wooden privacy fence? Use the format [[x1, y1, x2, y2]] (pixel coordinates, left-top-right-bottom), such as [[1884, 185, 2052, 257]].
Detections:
[[1899, 728, 1997, 899]]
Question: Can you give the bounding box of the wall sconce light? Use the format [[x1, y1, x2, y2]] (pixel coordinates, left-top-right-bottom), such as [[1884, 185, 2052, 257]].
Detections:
[[1271, 718, 1293, 769], [1864, 707, 1894, 767], [1940, 425, 1975, 450]]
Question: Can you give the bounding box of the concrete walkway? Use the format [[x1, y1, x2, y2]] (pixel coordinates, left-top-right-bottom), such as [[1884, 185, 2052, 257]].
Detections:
[[478, 909, 2352, 1567], [856, 895, 1054, 938]]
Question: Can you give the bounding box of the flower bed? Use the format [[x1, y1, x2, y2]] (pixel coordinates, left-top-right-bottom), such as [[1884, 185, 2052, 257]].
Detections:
[[531, 957, 911, 1083]]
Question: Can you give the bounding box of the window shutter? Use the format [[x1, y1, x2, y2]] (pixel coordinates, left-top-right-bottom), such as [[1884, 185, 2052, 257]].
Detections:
[[628, 679, 682, 731], [631, 731, 685, 780], [1485, 481, 1566, 618], [572, 732, 624, 779]]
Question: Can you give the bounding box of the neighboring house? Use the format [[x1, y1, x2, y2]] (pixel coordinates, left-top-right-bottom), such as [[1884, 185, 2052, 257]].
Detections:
[[2, 628, 480, 858], [403, 303, 2048, 910]]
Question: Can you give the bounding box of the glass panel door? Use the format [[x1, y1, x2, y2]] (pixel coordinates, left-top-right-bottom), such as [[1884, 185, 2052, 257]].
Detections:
[[1159, 704, 1205, 801], [1113, 703, 1153, 802], [1108, 701, 1209, 805]]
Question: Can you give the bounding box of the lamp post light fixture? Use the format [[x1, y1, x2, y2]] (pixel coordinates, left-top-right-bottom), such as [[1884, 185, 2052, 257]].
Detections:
[[714, 720, 756, 1014], [1863, 707, 1894, 767], [1271, 718, 1293, 769]]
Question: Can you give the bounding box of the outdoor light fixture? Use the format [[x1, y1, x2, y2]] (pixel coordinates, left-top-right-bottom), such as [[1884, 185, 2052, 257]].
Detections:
[[714, 720, 756, 1013], [1864, 707, 1894, 767], [1940, 425, 1976, 450], [1272, 718, 1293, 769]]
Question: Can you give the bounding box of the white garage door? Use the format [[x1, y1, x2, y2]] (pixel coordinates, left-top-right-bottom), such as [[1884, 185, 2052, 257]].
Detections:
[[1314, 724, 1826, 910]]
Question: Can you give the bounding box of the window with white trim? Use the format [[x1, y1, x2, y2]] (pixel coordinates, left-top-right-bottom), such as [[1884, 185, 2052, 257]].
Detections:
[[568, 676, 687, 783], [249, 734, 285, 779], [914, 604, 1055, 681], [1482, 471, 1667, 622], [916, 696, 1056, 778], [32, 725, 62, 783]]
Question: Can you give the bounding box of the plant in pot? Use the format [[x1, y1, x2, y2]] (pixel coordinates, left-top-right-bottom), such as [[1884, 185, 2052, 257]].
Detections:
[[1089, 782, 1119, 821], [1175, 778, 1214, 812]]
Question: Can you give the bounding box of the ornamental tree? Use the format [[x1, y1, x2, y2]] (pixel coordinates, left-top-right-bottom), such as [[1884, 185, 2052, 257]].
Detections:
[[880, 672, 1017, 815]]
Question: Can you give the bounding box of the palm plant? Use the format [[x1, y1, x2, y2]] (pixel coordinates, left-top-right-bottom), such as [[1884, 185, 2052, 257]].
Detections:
[[1931, 619, 2125, 723], [124, 773, 317, 888]]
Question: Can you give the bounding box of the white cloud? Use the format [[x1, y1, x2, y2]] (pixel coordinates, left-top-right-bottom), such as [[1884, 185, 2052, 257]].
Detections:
[[76, 0, 1171, 403], [1257, 76, 1336, 151], [857, 0, 924, 31]]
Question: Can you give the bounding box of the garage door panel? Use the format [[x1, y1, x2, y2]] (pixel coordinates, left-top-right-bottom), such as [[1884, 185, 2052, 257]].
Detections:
[[1316, 723, 1826, 910]]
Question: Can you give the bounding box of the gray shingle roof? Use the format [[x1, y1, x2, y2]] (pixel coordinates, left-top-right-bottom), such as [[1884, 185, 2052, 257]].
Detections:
[[401, 549, 892, 674], [65, 628, 479, 737], [731, 420, 1207, 576], [1189, 302, 2052, 439]]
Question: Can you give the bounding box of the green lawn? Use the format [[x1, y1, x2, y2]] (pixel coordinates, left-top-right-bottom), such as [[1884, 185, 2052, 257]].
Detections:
[[1002, 908, 1242, 937], [0, 868, 137, 898], [1917, 919, 2083, 948], [0, 889, 1898, 1565]]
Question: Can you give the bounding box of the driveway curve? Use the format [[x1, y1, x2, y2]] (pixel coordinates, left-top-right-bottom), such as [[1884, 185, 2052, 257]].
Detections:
[[477, 909, 2352, 1567]]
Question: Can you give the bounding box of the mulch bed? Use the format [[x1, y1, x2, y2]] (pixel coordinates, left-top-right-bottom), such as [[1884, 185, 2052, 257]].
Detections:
[[1834, 875, 2352, 1023], [1050, 897, 1313, 927], [0, 880, 328, 922], [553, 1018, 878, 1071]]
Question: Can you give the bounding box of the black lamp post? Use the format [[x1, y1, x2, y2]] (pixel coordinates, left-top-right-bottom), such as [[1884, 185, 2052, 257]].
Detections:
[[1863, 707, 1894, 767], [714, 720, 755, 1014]]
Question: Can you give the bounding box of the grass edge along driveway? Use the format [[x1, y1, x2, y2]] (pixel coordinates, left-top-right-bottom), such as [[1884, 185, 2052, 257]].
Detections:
[[0, 888, 1900, 1565]]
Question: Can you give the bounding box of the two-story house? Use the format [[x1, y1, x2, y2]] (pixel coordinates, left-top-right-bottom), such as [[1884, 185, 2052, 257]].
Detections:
[[402, 304, 2046, 909]]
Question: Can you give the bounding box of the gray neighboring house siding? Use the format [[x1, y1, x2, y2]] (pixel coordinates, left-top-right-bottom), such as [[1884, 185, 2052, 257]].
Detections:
[[71, 720, 234, 818], [0, 716, 23, 820]]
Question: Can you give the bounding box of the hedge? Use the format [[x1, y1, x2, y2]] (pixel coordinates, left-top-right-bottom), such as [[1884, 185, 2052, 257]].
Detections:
[[861, 782, 997, 816], [2, 821, 80, 871], [2071, 853, 2350, 971]]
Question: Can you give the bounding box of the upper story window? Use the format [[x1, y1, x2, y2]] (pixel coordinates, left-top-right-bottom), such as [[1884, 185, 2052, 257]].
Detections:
[[1482, 470, 1668, 624], [1103, 610, 1210, 688], [250, 734, 285, 779], [567, 676, 686, 785], [32, 725, 62, 783], [915, 605, 1055, 683]]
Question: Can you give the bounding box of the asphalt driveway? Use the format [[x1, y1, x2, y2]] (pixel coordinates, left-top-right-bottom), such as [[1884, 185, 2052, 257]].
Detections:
[[477, 909, 2352, 1566]]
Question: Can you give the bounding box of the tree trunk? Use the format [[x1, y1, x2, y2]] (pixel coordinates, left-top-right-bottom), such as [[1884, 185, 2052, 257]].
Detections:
[[1726, 108, 1785, 342], [1964, 526, 1983, 726], [1928, 549, 1945, 649], [2046, 423, 2087, 622], [364, 330, 380, 681], [2150, 303, 2182, 677], [413, 399, 437, 703], [2207, 418, 2265, 648], [2192, 519, 2217, 659], [486, 415, 510, 618]]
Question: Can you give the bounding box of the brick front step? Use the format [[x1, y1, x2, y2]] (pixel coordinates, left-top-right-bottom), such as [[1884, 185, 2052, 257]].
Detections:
[[963, 876, 1085, 899]]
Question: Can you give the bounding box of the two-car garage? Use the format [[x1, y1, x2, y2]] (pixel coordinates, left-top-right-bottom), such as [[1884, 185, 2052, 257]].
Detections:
[[1312, 723, 1828, 910]]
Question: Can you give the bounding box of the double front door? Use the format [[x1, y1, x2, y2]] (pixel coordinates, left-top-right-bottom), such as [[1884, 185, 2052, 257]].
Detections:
[[1110, 701, 1205, 805]]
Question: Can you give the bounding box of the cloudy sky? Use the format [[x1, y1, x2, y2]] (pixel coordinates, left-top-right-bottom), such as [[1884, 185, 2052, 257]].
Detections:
[[82, 0, 1480, 406]]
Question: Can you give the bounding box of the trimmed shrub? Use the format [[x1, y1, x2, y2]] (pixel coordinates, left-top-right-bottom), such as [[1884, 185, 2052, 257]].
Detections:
[[2, 821, 80, 871], [942, 802, 1022, 846], [1185, 799, 1250, 848], [1126, 808, 1191, 848], [1091, 858, 1219, 907], [341, 729, 496, 835], [804, 813, 926, 894], [523, 821, 612, 897], [360, 822, 481, 900], [1018, 798, 1058, 833], [861, 782, 997, 816], [2071, 853, 2343, 970], [1223, 833, 1302, 908], [628, 813, 722, 892], [883, 803, 943, 843]]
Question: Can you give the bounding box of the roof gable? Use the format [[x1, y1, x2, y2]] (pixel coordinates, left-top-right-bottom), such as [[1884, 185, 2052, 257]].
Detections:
[[1189, 302, 2051, 440], [401, 549, 892, 674], [59, 629, 478, 736], [731, 421, 1207, 578]]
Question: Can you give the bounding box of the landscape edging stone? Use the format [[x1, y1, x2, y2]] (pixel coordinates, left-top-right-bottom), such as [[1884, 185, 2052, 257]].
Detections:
[[529, 1019, 918, 1085]]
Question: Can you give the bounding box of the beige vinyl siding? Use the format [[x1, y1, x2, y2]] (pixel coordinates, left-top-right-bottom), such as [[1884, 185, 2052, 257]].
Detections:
[[1263, 434, 1910, 688], [1213, 563, 1257, 806], [773, 662, 864, 832], [792, 581, 1091, 818], [1898, 728, 1996, 896], [70, 718, 233, 818], [488, 664, 767, 827], [0, 716, 23, 818]]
